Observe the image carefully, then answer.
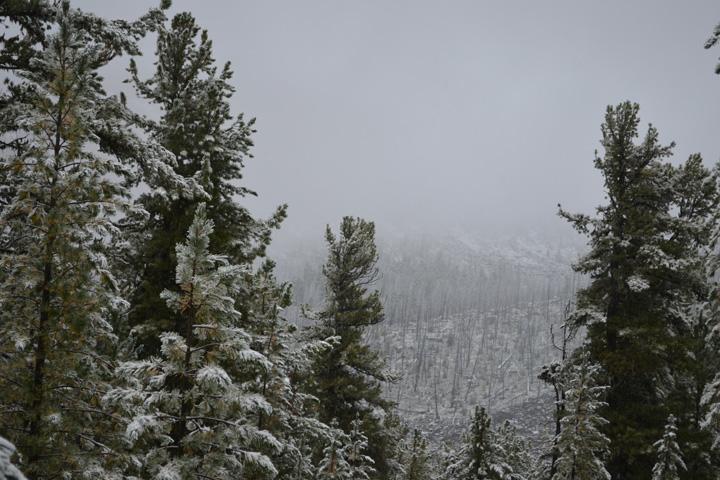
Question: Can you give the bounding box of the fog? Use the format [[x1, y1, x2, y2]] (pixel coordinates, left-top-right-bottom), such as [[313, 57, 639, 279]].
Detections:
[[78, 0, 720, 242]]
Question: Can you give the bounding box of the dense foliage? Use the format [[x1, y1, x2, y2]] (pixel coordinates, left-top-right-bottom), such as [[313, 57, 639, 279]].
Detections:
[[559, 102, 719, 479]]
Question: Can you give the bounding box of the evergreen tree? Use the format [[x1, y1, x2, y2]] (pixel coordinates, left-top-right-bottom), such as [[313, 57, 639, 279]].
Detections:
[[496, 421, 531, 480], [317, 424, 353, 480], [105, 204, 279, 479], [0, 0, 174, 218], [705, 21, 720, 74], [315, 416, 374, 480], [346, 414, 376, 480], [651, 415, 686, 480], [0, 0, 54, 72], [693, 172, 720, 476], [400, 429, 433, 480], [244, 260, 338, 479], [0, 0, 168, 74], [552, 357, 610, 480], [702, 369, 720, 449], [702, 30, 720, 458], [663, 154, 720, 479], [0, 3, 178, 478], [680, 310, 720, 478], [439, 444, 457, 480], [560, 102, 718, 478], [0, 0, 54, 172], [125, 11, 286, 355], [443, 406, 511, 480], [308, 217, 398, 478]]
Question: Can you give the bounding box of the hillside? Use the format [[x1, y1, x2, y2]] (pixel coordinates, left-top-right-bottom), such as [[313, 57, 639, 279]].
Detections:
[[273, 231, 585, 449]]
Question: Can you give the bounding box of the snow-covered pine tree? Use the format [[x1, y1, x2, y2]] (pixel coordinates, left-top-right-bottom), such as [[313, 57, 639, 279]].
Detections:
[[0, 0, 177, 223], [242, 259, 292, 436], [0, 3, 181, 478], [0, 0, 54, 180], [703, 38, 720, 453], [0, 436, 26, 480], [346, 414, 376, 480], [703, 370, 720, 446], [560, 102, 719, 478], [125, 11, 286, 356], [105, 204, 280, 479], [682, 308, 720, 477], [317, 423, 353, 480], [666, 156, 720, 479], [701, 281, 720, 462], [308, 216, 399, 478], [0, 0, 54, 72], [400, 429, 433, 480], [443, 406, 512, 480], [705, 21, 720, 74], [651, 415, 686, 480], [439, 444, 462, 480], [243, 259, 339, 479], [496, 421, 531, 480], [552, 356, 610, 480]]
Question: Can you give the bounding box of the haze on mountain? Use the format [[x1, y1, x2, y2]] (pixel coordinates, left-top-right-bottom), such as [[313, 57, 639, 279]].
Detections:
[[77, 0, 720, 244]]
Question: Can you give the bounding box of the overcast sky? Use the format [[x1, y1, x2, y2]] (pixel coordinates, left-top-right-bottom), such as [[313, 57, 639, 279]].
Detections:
[[77, 0, 720, 240]]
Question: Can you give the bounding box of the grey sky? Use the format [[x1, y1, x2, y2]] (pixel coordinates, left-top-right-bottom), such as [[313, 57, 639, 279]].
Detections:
[[78, 0, 720, 240]]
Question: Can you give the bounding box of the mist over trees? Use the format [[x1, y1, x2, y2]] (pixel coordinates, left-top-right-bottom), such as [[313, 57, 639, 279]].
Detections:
[[1, 2, 720, 480]]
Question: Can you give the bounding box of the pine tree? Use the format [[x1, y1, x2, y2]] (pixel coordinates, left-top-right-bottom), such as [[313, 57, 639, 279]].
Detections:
[[689, 169, 720, 476], [0, 0, 169, 74], [125, 11, 286, 355], [346, 414, 376, 480], [680, 309, 720, 478], [705, 21, 720, 74], [105, 204, 280, 479], [317, 424, 353, 480], [0, 436, 26, 480], [0, 0, 175, 220], [244, 259, 338, 479], [662, 153, 720, 479], [400, 429, 433, 480], [0, 3, 178, 478], [552, 357, 610, 480], [702, 372, 720, 449], [0, 0, 54, 174], [560, 102, 719, 478], [703, 33, 720, 458], [496, 421, 531, 480], [443, 406, 511, 480], [308, 216, 398, 478], [651, 415, 686, 480], [315, 416, 375, 480], [0, 0, 54, 72]]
